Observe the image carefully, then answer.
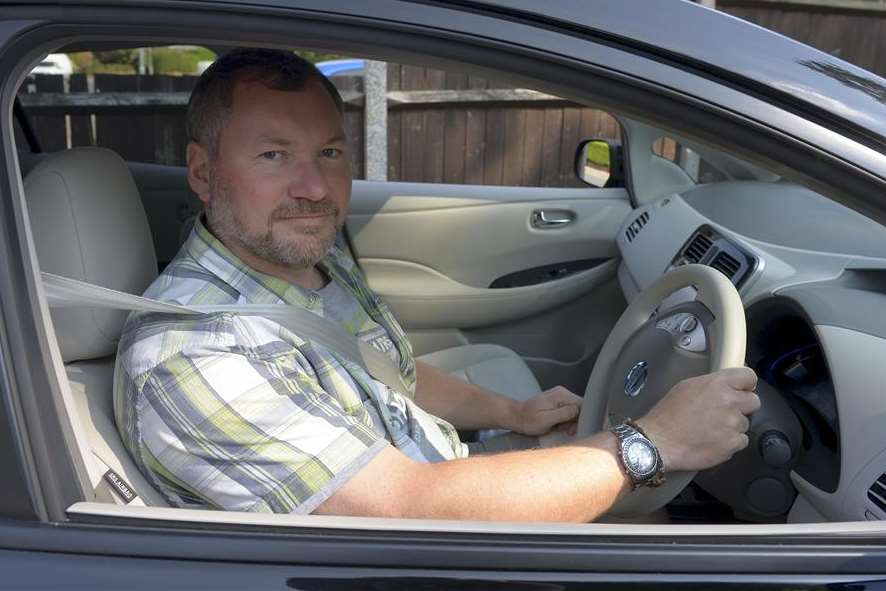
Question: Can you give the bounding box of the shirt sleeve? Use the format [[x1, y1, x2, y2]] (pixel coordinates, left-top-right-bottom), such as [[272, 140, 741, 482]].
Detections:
[[132, 333, 388, 514]]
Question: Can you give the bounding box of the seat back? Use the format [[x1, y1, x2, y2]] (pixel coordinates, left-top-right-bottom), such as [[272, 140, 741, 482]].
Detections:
[[25, 147, 169, 506]]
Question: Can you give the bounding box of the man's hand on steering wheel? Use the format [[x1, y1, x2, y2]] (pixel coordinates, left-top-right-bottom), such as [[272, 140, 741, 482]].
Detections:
[[509, 386, 582, 437], [635, 368, 761, 473]]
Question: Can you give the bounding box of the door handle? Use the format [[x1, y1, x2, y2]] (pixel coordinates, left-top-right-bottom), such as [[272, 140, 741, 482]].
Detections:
[[531, 209, 575, 228]]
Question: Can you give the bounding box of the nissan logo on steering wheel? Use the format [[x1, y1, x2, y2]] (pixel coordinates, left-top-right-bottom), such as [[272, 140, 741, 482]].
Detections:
[[624, 361, 649, 398]]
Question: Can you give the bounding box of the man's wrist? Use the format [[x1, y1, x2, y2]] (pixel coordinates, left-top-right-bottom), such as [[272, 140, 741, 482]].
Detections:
[[498, 396, 523, 433], [633, 417, 674, 474]]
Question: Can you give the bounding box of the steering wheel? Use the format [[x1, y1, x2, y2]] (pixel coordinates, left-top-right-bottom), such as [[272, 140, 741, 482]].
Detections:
[[575, 264, 746, 517]]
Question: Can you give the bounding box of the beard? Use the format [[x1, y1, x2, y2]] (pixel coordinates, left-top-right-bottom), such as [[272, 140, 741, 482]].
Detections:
[[205, 173, 341, 270]]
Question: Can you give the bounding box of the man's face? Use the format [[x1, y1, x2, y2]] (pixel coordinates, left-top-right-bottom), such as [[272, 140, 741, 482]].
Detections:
[[200, 77, 351, 270]]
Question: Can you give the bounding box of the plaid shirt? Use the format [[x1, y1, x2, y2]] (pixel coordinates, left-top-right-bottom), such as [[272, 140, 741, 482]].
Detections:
[[114, 217, 467, 513]]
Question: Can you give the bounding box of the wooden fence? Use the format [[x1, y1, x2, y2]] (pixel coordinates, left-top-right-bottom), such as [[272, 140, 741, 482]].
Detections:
[[15, 66, 619, 188]]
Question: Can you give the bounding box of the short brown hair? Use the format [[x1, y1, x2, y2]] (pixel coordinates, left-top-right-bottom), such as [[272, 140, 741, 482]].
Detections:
[[186, 48, 344, 157]]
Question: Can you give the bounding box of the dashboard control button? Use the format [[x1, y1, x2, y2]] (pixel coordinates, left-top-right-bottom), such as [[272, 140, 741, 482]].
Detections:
[[679, 335, 692, 348], [680, 316, 698, 333], [759, 430, 792, 468]]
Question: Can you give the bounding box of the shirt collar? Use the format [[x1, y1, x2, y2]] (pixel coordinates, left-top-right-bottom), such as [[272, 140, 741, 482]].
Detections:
[[184, 214, 325, 308]]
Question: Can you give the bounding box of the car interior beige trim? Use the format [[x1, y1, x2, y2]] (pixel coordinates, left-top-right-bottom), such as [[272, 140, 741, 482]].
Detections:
[[348, 197, 630, 288], [361, 257, 619, 329]]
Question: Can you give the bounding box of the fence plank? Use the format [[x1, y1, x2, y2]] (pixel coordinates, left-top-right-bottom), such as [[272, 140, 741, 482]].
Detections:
[[442, 70, 469, 183], [94, 74, 154, 163], [68, 74, 93, 148], [443, 107, 467, 183], [559, 107, 583, 186], [31, 74, 66, 152], [483, 107, 506, 185], [501, 108, 526, 186], [423, 69, 447, 183], [540, 108, 564, 187], [401, 65, 427, 182], [521, 108, 545, 186], [463, 75, 488, 186]]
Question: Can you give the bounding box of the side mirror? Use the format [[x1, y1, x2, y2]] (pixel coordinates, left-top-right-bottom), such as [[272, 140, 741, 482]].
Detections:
[[575, 139, 625, 188]]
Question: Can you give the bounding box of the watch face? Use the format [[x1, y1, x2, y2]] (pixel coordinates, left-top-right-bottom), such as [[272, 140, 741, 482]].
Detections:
[[625, 439, 656, 475]]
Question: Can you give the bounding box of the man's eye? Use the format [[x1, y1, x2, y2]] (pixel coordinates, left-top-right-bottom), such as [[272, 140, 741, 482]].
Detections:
[[322, 148, 343, 159], [260, 151, 282, 161]]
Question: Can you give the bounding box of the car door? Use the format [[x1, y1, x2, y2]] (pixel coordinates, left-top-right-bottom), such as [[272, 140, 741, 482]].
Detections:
[[347, 180, 631, 393], [344, 63, 632, 392]]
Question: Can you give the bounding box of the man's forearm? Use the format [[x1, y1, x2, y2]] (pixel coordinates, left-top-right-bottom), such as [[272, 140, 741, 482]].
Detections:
[[318, 430, 631, 522], [414, 361, 518, 431]]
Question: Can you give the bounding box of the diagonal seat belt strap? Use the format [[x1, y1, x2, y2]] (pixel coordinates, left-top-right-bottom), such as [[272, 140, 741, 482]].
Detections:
[[41, 272, 411, 395]]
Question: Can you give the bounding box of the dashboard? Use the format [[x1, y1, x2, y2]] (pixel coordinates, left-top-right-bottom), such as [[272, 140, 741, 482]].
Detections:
[[616, 180, 886, 524]]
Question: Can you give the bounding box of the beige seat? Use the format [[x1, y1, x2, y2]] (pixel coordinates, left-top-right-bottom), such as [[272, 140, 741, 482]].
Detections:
[[24, 146, 542, 508], [25, 147, 168, 506], [418, 344, 541, 402]]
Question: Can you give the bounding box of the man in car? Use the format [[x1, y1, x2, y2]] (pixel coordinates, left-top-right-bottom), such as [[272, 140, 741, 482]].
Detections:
[[115, 48, 760, 522]]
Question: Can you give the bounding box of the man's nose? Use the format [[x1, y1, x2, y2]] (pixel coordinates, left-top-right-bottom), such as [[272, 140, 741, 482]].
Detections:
[[287, 159, 329, 201]]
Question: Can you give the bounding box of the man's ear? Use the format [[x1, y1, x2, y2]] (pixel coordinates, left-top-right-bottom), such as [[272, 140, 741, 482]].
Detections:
[[187, 141, 212, 205]]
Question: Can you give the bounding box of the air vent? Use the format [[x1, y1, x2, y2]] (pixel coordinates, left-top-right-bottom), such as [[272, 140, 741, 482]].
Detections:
[[683, 233, 712, 263], [868, 473, 886, 514], [711, 251, 741, 280], [625, 211, 650, 243]]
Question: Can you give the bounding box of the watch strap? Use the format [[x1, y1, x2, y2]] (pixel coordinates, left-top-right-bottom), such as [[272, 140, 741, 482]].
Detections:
[[611, 418, 667, 489]]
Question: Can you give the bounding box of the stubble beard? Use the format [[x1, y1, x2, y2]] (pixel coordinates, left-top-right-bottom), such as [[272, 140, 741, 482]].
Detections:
[[205, 173, 341, 271]]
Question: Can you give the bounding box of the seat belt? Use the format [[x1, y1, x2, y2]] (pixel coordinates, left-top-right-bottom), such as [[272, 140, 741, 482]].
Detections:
[[41, 272, 412, 395]]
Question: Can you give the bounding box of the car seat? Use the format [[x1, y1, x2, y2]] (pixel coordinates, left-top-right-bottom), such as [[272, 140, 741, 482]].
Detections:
[[24, 146, 169, 506]]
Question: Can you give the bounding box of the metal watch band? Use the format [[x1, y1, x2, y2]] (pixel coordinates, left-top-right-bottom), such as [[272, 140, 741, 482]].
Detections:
[[610, 418, 666, 490]]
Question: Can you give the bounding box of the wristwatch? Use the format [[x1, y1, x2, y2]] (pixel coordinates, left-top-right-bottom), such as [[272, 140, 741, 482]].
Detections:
[[610, 418, 666, 490]]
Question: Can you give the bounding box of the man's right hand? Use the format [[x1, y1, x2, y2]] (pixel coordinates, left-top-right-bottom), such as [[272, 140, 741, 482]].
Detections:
[[636, 368, 760, 473]]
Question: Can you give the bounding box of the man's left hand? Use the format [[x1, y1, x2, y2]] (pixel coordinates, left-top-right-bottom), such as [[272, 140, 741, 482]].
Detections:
[[510, 387, 582, 437]]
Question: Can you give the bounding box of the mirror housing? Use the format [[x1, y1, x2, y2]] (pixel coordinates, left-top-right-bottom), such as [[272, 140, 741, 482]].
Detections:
[[575, 138, 625, 188]]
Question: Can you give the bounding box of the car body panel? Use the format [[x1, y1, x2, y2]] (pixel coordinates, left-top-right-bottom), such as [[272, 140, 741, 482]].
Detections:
[[3, 0, 886, 586]]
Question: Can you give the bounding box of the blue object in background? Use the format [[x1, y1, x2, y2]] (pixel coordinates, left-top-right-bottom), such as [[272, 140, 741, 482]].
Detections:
[[315, 58, 364, 77]]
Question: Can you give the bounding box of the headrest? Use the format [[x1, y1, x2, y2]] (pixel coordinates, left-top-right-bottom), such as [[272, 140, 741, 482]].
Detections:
[[24, 147, 158, 362]]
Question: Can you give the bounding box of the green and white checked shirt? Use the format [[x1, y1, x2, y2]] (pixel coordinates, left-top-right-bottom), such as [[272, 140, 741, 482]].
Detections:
[[114, 217, 468, 513]]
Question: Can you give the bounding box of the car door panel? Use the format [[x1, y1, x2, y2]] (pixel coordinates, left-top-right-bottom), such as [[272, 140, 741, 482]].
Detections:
[[358, 257, 619, 329], [347, 182, 630, 289], [346, 181, 631, 391]]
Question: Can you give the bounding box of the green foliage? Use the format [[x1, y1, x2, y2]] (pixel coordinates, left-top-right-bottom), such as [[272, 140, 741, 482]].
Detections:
[[584, 140, 611, 168], [68, 52, 94, 72], [65, 47, 350, 75], [151, 46, 216, 75], [295, 50, 348, 64], [95, 49, 138, 68]]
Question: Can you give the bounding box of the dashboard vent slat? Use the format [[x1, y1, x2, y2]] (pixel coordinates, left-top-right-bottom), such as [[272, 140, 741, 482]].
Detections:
[[683, 233, 712, 263], [625, 211, 650, 243], [868, 473, 886, 513], [868, 490, 886, 513], [711, 251, 741, 280]]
